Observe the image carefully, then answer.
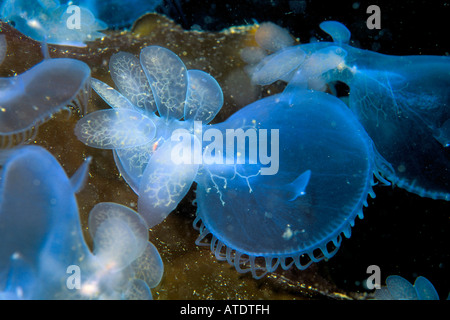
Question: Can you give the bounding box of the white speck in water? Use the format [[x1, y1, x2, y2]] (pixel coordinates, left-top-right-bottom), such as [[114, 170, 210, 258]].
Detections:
[[282, 225, 293, 240]]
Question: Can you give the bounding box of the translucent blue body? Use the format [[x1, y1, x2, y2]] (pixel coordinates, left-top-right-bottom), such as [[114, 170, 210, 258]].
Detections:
[[76, 45, 224, 228], [76, 45, 390, 278], [250, 21, 450, 201], [0, 0, 107, 47], [194, 89, 387, 278], [0, 146, 163, 299], [335, 50, 450, 200], [0, 57, 91, 147], [374, 275, 440, 300], [73, 0, 162, 28]]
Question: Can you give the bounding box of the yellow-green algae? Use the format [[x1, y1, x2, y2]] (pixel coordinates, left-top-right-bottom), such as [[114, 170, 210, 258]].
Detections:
[[0, 14, 362, 300]]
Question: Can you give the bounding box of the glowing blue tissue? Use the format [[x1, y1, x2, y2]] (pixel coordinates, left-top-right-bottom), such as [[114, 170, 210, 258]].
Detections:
[[73, 0, 163, 28], [250, 21, 450, 201], [374, 275, 441, 300], [184, 69, 224, 123], [0, 145, 92, 299], [74, 108, 157, 149], [193, 88, 391, 278], [0, 0, 107, 47], [251, 46, 307, 86], [0, 56, 91, 148], [338, 52, 450, 200], [76, 46, 395, 278], [137, 135, 201, 227], [319, 20, 351, 45], [75, 45, 223, 227], [140, 46, 189, 121], [108, 52, 157, 113], [252, 43, 348, 92], [87, 202, 164, 294], [0, 146, 163, 299]]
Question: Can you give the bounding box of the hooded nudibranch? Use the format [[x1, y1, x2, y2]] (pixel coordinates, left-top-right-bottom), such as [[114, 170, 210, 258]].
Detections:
[[75, 45, 223, 228], [0, 0, 107, 47], [0, 145, 163, 299], [193, 88, 392, 279], [0, 54, 91, 148], [248, 20, 450, 201], [76, 45, 392, 279]]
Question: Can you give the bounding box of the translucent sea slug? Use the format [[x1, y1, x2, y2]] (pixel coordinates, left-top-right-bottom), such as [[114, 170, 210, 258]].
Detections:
[[193, 88, 392, 278], [0, 39, 91, 148], [72, 0, 163, 28], [0, 0, 107, 47], [76, 46, 392, 278], [0, 145, 163, 299], [374, 275, 441, 300], [76, 45, 224, 228], [248, 20, 450, 201]]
